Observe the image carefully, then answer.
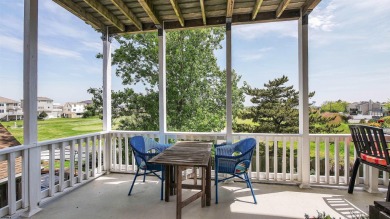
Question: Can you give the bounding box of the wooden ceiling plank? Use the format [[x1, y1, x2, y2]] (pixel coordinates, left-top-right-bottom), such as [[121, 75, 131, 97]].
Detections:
[[109, 10, 300, 35], [200, 0, 206, 25], [302, 0, 321, 15], [53, 0, 105, 31], [138, 0, 161, 25], [83, 0, 125, 31], [226, 0, 234, 18], [169, 0, 185, 27], [111, 0, 143, 30], [276, 0, 291, 18], [251, 0, 264, 20]]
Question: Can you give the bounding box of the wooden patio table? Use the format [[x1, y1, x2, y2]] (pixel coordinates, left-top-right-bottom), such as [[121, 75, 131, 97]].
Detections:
[[149, 141, 212, 219]]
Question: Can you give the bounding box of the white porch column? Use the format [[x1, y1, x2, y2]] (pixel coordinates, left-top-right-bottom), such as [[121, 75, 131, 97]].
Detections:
[[158, 26, 167, 143], [226, 20, 233, 144], [102, 31, 112, 173], [298, 14, 310, 188], [22, 0, 41, 216], [102, 31, 112, 132]]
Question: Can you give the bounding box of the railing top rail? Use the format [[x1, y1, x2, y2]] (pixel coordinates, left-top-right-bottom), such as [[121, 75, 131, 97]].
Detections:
[[0, 144, 31, 155], [110, 130, 160, 135], [233, 133, 302, 137], [37, 131, 109, 146]]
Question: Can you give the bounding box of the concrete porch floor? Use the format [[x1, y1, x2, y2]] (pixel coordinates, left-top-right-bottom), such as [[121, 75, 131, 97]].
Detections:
[[32, 173, 385, 219]]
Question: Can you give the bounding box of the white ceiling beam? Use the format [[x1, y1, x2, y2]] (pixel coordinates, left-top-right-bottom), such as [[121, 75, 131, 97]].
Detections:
[[83, 0, 125, 31], [170, 0, 185, 27], [138, 0, 161, 26], [252, 0, 264, 20], [111, 0, 142, 30], [276, 0, 291, 18]]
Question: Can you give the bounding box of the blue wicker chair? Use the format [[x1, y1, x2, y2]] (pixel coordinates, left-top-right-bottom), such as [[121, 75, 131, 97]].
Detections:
[[128, 136, 171, 200], [214, 138, 257, 204]]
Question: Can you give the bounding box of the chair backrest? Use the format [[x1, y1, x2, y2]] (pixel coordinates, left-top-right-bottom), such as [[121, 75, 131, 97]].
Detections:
[[349, 125, 389, 163], [234, 138, 256, 161], [130, 136, 146, 153]]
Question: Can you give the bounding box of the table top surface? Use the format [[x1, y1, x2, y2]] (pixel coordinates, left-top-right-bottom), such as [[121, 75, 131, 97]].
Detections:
[[149, 141, 212, 167]]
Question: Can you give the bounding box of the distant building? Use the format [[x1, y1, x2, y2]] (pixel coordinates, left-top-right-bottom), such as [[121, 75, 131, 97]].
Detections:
[[21, 97, 58, 119], [62, 102, 87, 118], [347, 100, 383, 116], [0, 96, 23, 121]]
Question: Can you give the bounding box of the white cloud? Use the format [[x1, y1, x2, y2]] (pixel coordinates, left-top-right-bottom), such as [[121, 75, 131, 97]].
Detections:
[[0, 35, 23, 53], [81, 41, 102, 52], [234, 21, 297, 40], [0, 34, 82, 59], [236, 47, 273, 62], [39, 44, 82, 59], [309, 2, 337, 32]]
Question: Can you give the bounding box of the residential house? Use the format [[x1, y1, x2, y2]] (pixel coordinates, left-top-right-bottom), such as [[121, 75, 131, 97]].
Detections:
[[21, 97, 55, 119], [348, 100, 383, 116], [62, 102, 87, 118], [0, 96, 23, 121]]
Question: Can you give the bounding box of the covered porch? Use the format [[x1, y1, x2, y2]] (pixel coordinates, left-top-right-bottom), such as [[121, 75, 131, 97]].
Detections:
[[1, 0, 388, 218], [31, 173, 381, 219]]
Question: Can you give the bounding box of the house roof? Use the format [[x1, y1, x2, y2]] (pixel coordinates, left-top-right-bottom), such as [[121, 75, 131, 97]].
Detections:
[[53, 0, 320, 34], [38, 97, 54, 101], [0, 124, 22, 180], [0, 96, 18, 104]]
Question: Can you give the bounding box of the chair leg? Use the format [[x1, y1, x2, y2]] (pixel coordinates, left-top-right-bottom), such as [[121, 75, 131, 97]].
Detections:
[[143, 169, 146, 182], [245, 173, 257, 204], [128, 168, 140, 196], [348, 158, 360, 194], [244, 173, 250, 188]]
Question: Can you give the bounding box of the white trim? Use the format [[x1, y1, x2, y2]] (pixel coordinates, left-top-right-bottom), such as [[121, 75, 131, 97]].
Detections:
[[158, 26, 167, 143], [298, 14, 310, 188], [226, 21, 233, 144], [102, 30, 112, 131]]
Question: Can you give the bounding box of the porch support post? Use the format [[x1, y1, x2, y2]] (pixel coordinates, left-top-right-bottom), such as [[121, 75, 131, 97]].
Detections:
[[298, 13, 310, 188], [158, 25, 167, 143], [226, 19, 233, 144], [102, 30, 112, 173], [102, 30, 112, 132], [22, 0, 41, 216]]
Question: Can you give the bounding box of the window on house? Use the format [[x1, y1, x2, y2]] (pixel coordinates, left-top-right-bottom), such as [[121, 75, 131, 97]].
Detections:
[[0, 103, 4, 106], [0, 110, 4, 113]]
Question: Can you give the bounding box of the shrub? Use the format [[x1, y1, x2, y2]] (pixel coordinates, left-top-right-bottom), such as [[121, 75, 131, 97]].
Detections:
[[38, 111, 48, 120]]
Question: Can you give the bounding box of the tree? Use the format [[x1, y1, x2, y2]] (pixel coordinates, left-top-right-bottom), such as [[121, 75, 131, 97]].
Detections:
[[320, 100, 348, 113], [87, 28, 244, 132], [234, 75, 341, 134], [38, 111, 48, 120]]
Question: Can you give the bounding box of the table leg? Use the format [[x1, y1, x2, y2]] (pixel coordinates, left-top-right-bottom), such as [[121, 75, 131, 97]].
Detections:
[[201, 167, 206, 207], [206, 158, 211, 206], [165, 165, 170, 202], [176, 166, 182, 219], [170, 165, 176, 196]]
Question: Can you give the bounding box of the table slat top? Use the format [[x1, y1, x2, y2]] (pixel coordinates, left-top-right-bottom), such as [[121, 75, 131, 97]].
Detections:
[[149, 141, 212, 167]]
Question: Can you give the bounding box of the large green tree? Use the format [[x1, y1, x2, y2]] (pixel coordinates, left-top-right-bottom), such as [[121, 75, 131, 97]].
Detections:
[[320, 100, 349, 113], [234, 75, 341, 134], [87, 28, 244, 132]]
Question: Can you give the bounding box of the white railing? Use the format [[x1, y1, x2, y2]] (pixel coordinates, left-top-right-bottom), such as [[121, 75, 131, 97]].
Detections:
[[0, 130, 386, 218], [0, 132, 109, 218], [109, 131, 384, 188]]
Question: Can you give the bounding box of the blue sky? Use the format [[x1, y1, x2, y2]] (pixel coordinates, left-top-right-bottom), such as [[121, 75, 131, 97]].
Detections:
[[0, 0, 389, 106]]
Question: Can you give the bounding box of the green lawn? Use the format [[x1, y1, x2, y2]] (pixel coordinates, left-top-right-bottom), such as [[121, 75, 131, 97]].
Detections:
[[1, 117, 103, 144]]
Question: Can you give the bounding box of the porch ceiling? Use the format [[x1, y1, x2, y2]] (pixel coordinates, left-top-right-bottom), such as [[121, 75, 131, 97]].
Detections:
[[52, 0, 321, 34]]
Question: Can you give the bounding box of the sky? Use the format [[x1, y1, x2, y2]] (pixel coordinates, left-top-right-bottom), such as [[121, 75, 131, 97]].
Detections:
[[0, 0, 389, 106]]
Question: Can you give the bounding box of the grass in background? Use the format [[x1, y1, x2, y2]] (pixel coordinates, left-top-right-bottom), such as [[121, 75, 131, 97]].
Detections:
[[0, 117, 102, 144]]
